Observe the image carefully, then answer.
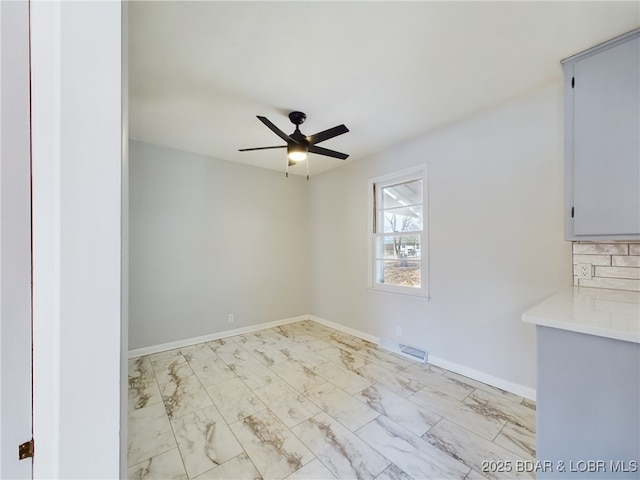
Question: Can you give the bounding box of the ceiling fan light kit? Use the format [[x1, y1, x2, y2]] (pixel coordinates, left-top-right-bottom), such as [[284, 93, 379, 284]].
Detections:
[[239, 111, 349, 179], [287, 143, 307, 162]]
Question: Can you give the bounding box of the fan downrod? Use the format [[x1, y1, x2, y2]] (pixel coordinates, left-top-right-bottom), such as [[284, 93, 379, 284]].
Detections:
[[288, 111, 306, 126]]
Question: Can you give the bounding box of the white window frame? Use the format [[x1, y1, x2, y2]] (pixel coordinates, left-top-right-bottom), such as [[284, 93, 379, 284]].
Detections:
[[367, 165, 429, 297]]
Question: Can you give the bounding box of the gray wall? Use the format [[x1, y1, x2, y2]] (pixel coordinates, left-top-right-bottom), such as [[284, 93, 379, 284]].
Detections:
[[308, 85, 572, 392], [128, 141, 311, 349]]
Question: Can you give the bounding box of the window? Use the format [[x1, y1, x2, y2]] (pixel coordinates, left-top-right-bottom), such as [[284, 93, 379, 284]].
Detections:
[[369, 166, 428, 296]]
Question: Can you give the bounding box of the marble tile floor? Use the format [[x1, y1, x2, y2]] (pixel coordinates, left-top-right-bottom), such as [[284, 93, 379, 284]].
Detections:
[[128, 320, 536, 480]]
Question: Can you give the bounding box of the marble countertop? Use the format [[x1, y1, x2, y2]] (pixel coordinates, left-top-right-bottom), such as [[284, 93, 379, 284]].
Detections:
[[522, 286, 640, 343]]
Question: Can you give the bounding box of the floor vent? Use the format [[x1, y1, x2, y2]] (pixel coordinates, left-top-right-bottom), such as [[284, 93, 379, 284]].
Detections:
[[378, 338, 428, 364]]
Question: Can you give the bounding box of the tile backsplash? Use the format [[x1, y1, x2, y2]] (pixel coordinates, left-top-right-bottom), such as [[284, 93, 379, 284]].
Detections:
[[573, 241, 640, 292]]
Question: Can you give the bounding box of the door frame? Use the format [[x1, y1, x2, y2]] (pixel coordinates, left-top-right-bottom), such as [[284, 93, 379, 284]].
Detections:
[[0, 0, 33, 477], [30, 1, 127, 477]]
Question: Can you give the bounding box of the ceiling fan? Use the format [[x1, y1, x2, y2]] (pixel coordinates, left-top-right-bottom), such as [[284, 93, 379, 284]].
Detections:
[[239, 111, 349, 179]]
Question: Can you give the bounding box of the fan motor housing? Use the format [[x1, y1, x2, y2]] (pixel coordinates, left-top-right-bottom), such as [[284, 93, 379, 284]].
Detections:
[[288, 111, 306, 126]]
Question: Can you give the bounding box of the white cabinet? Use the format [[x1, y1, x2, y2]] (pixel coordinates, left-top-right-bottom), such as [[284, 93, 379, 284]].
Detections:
[[563, 29, 640, 240]]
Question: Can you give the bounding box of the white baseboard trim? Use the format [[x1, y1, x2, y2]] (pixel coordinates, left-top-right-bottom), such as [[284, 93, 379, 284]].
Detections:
[[128, 315, 309, 359], [428, 355, 536, 401], [308, 316, 536, 401], [307, 315, 380, 344]]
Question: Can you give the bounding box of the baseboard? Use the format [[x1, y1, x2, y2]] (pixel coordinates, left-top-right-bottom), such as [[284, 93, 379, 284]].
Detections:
[[426, 355, 536, 401], [128, 314, 309, 359], [308, 315, 536, 401], [307, 315, 380, 344]]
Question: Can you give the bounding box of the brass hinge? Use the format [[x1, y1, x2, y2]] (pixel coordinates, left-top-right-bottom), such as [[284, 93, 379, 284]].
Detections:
[[18, 438, 34, 460]]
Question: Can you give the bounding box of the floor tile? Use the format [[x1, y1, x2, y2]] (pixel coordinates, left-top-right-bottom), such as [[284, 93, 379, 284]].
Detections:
[[356, 385, 440, 436], [129, 320, 537, 480], [230, 333, 269, 349], [443, 371, 524, 405], [205, 338, 236, 354], [245, 343, 291, 366], [193, 453, 261, 480], [214, 343, 255, 365], [281, 332, 334, 353], [356, 415, 469, 480], [128, 355, 153, 379], [286, 458, 337, 479], [253, 328, 294, 347], [401, 365, 475, 401], [466, 469, 490, 480], [230, 409, 315, 479], [493, 421, 536, 461], [270, 359, 327, 394], [353, 346, 412, 372], [304, 383, 379, 432], [264, 325, 301, 340], [280, 321, 332, 339], [292, 412, 389, 480], [181, 343, 218, 364], [149, 348, 184, 368], [129, 356, 163, 411], [409, 386, 506, 441], [159, 373, 213, 419], [317, 346, 371, 371], [228, 356, 280, 389], [421, 362, 448, 375], [313, 361, 372, 395], [128, 402, 177, 467], [152, 353, 195, 386], [188, 357, 236, 387], [326, 331, 376, 353], [171, 404, 244, 478], [374, 464, 414, 480], [463, 389, 536, 434], [279, 343, 328, 368], [422, 419, 534, 479], [356, 362, 424, 398], [253, 380, 321, 428], [127, 447, 187, 480], [206, 377, 266, 423]]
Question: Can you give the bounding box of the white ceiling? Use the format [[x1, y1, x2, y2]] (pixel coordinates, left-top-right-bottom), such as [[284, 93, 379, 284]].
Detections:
[[128, 1, 639, 176]]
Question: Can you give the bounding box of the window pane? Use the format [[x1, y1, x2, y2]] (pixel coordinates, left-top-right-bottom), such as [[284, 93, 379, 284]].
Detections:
[[382, 180, 422, 209], [371, 170, 427, 295], [376, 260, 421, 288], [376, 234, 421, 260], [382, 207, 422, 233]]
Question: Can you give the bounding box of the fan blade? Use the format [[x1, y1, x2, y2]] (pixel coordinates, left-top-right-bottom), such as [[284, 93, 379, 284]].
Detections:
[[306, 124, 349, 145], [238, 145, 286, 152], [308, 145, 349, 160], [257, 116, 298, 144]]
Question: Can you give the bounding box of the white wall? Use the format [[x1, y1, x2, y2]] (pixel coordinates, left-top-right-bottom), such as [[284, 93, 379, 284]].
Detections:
[[309, 85, 572, 393], [129, 141, 311, 349]]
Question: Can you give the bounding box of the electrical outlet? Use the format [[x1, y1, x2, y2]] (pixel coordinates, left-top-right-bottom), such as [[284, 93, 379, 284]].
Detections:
[[396, 326, 402, 337], [577, 263, 592, 280], [228, 313, 234, 323]]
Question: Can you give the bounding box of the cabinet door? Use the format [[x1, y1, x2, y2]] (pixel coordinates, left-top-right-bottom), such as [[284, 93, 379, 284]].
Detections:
[[573, 35, 639, 236]]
